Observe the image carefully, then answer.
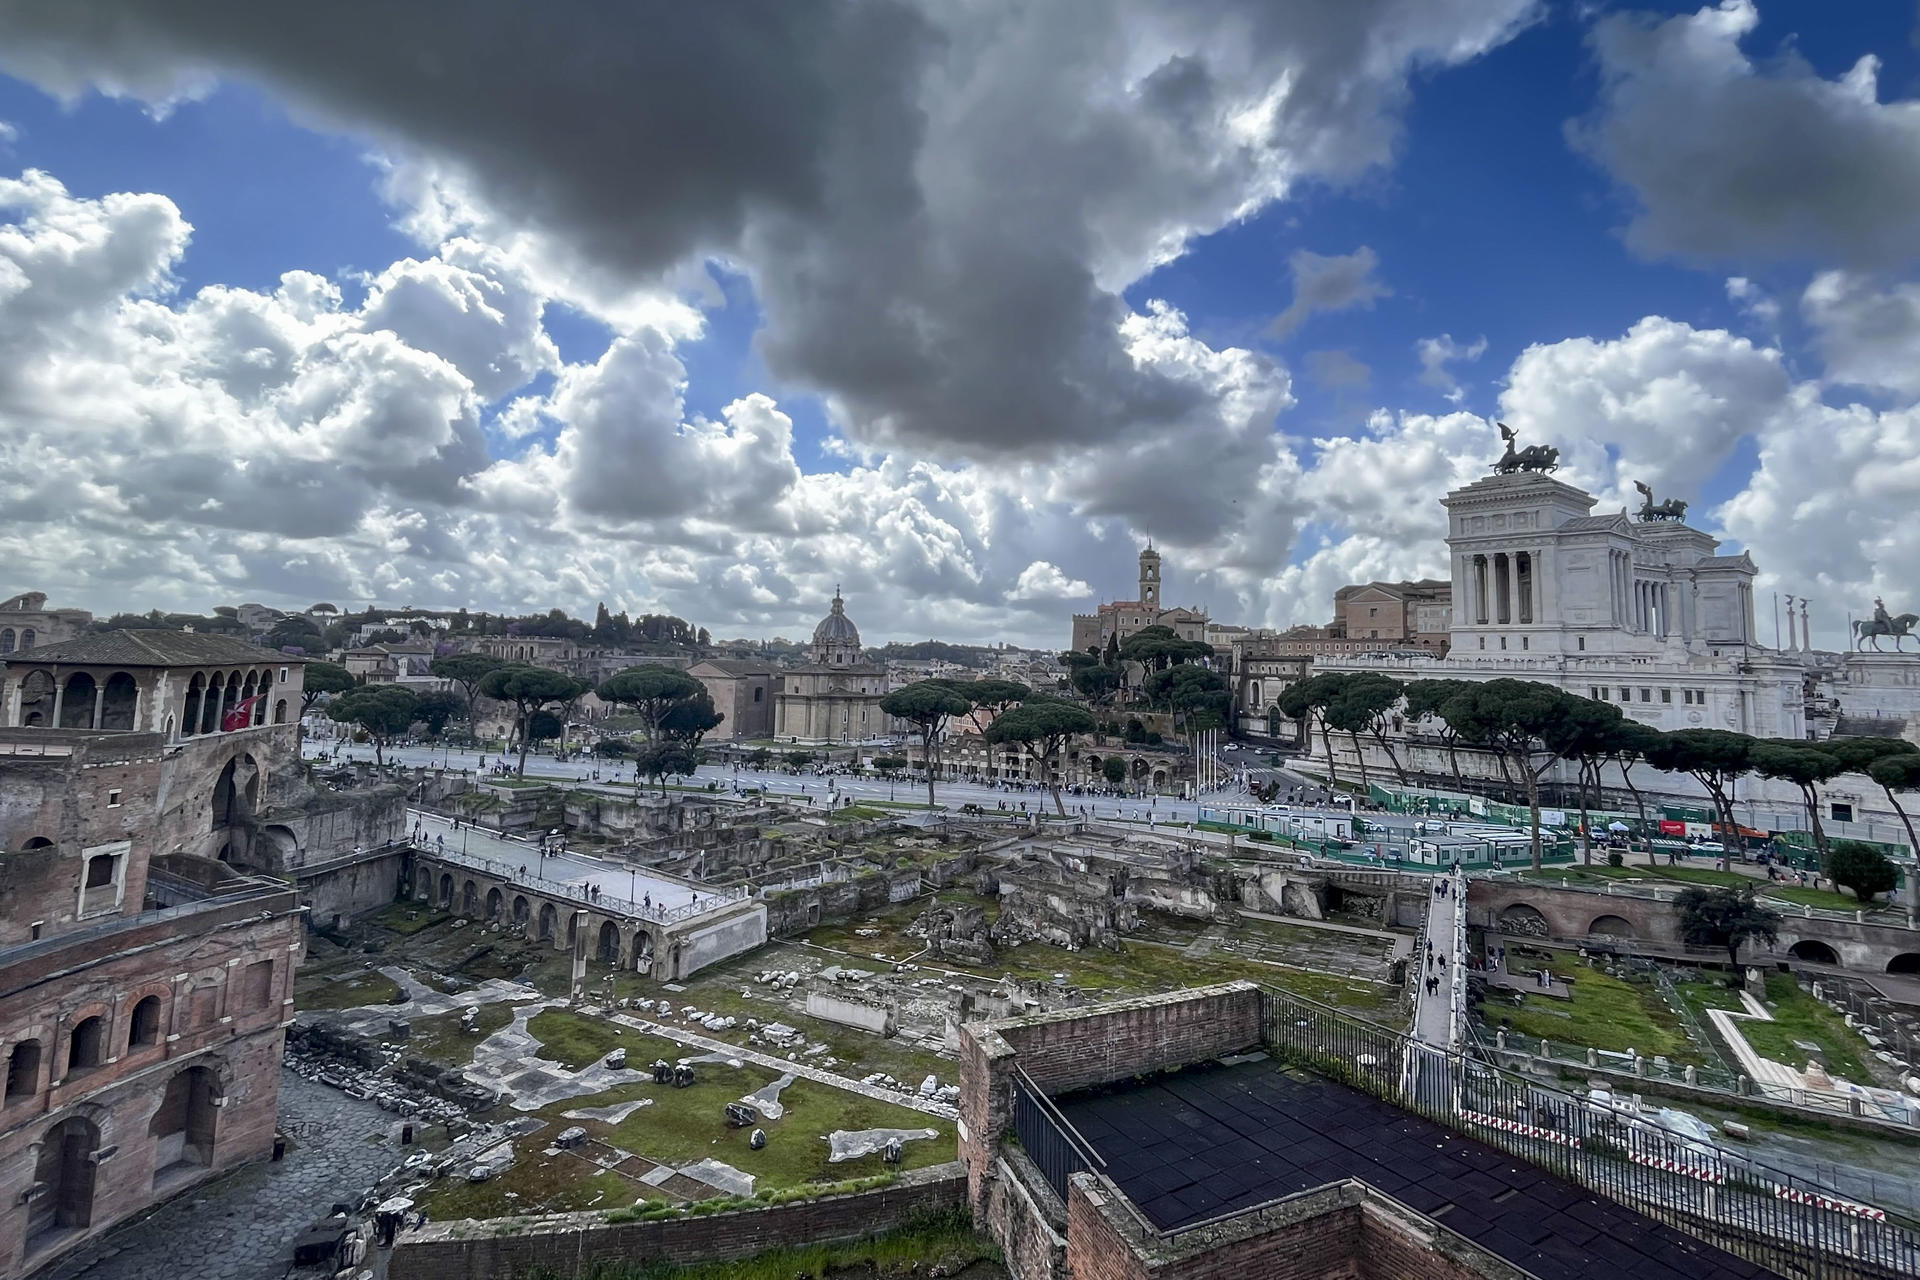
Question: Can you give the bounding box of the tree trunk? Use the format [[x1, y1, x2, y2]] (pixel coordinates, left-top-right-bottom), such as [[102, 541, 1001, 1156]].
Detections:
[[1802, 784, 1829, 862], [516, 712, 532, 777], [1524, 764, 1543, 871], [1319, 717, 1338, 788], [1704, 782, 1736, 874], [1579, 759, 1593, 867], [1444, 733, 1463, 785], [1372, 728, 1407, 784], [1350, 729, 1371, 791], [373, 736, 386, 769]]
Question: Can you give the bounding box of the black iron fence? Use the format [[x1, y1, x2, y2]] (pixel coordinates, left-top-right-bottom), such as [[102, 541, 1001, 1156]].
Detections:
[[1264, 987, 1920, 1280], [1010, 1065, 1103, 1201]]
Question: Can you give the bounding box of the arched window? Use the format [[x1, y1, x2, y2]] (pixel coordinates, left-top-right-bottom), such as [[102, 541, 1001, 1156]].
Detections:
[[20, 628, 34, 650], [129, 996, 165, 1049], [6, 1039, 41, 1101], [66, 1017, 105, 1073], [101, 672, 139, 731], [0, 628, 13, 653], [58, 672, 98, 729]]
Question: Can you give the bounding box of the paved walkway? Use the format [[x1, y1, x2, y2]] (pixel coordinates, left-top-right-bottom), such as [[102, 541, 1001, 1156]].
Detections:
[[38, 1072, 399, 1280], [409, 809, 707, 912], [1411, 876, 1463, 1049]]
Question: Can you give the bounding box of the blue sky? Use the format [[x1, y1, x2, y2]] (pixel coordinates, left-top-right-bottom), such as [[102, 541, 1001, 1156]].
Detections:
[[0, 1, 1916, 646]]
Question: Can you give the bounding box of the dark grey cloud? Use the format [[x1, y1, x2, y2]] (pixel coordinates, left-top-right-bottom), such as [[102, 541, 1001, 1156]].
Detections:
[[1571, 0, 1920, 268], [0, 0, 1534, 468]]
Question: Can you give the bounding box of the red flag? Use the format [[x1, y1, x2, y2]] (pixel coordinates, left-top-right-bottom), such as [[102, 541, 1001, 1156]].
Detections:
[[222, 695, 262, 731]]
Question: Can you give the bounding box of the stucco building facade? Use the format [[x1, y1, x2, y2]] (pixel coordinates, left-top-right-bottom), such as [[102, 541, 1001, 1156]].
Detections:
[[773, 593, 892, 745]]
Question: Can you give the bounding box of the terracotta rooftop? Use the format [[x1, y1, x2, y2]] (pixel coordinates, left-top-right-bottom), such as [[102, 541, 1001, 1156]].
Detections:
[[4, 630, 295, 667]]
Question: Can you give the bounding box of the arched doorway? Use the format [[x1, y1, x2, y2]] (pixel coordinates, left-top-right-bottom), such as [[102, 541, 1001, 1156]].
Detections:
[[438, 874, 454, 909], [512, 895, 530, 927], [1789, 940, 1839, 965], [461, 880, 479, 915], [537, 903, 558, 943], [150, 1065, 220, 1184], [1887, 953, 1920, 975], [100, 672, 139, 730], [597, 920, 621, 964], [58, 673, 97, 729], [565, 912, 579, 949], [1267, 705, 1282, 738], [18, 670, 55, 726], [485, 887, 503, 921], [28, 1117, 99, 1251], [1588, 914, 1636, 940]]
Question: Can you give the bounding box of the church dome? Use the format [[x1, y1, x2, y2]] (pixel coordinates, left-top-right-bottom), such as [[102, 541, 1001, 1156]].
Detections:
[[812, 590, 861, 649]]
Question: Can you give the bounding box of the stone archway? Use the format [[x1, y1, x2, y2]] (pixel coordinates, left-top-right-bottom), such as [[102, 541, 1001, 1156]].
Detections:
[[150, 1065, 220, 1184], [512, 895, 530, 927], [1497, 904, 1549, 938], [461, 880, 479, 915], [439, 874, 454, 909], [28, 1116, 99, 1250], [485, 887, 503, 921], [1588, 914, 1636, 940], [1887, 953, 1920, 975], [1789, 940, 1839, 965], [597, 920, 621, 964], [537, 902, 558, 943]]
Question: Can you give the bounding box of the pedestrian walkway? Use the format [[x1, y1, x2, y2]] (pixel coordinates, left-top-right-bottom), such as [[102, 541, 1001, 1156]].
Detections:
[[1412, 872, 1463, 1049]]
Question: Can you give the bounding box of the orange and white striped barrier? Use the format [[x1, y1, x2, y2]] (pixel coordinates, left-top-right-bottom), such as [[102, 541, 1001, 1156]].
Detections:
[[1773, 1186, 1887, 1221], [1460, 1109, 1580, 1147], [1628, 1149, 1725, 1185]]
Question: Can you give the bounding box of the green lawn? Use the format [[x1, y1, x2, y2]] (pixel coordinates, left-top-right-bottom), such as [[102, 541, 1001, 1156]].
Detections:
[[529, 1007, 631, 1069], [418, 1021, 956, 1221], [827, 804, 892, 822], [295, 969, 402, 1011], [406, 1001, 520, 1067], [1488, 954, 1701, 1061], [1761, 885, 1877, 913], [1646, 866, 1751, 887], [1738, 974, 1877, 1084]]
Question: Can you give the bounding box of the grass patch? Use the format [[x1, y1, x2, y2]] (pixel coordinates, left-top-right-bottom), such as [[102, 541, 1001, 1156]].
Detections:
[[826, 804, 892, 822], [417, 1157, 640, 1221], [520, 1207, 990, 1280], [1761, 885, 1876, 913], [406, 1001, 521, 1067], [1487, 954, 1700, 1061], [295, 969, 402, 1011], [364, 901, 455, 935], [1739, 974, 1877, 1084], [1645, 866, 1751, 887], [529, 1008, 630, 1069]]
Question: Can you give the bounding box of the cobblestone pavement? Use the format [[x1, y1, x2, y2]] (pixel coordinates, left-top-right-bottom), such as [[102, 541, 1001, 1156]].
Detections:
[[40, 1071, 402, 1280]]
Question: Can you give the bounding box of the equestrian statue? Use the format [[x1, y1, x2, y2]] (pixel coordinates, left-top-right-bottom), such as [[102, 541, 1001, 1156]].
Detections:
[[1492, 423, 1559, 474], [1855, 598, 1919, 652], [1633, 480, 1688, 522]]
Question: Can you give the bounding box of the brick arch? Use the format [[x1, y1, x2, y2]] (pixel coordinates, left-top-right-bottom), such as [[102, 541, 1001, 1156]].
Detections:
[[1496, 903, 1549, 938], [1587, 913, 1636, 939]]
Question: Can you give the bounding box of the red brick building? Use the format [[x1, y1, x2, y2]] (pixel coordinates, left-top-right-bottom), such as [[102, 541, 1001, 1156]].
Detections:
[[0, 674, 305, 1275]]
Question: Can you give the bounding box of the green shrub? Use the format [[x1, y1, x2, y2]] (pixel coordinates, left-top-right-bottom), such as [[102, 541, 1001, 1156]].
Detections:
[[1249, 830, 1274, 843], [1828, 841, 1897, 901], [1607, 851, 1624, 867]]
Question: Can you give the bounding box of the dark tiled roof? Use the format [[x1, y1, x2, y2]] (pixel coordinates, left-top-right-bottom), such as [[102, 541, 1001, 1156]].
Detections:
[[693, 658, 774, 677], [5, 630, 297, 668], [1060, 1060, 1775, 1280], [1558, 515, 1629, 532]]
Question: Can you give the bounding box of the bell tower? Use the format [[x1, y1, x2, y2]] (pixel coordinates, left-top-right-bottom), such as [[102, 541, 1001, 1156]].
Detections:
[[1139, 545, 1161, 612]]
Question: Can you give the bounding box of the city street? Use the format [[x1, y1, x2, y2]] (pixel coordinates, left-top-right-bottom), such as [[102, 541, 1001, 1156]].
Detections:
[[307, 740, 1349, 830]]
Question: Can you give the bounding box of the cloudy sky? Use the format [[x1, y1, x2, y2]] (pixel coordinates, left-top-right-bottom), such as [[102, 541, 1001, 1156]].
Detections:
[[1, 0, 1916, 649]]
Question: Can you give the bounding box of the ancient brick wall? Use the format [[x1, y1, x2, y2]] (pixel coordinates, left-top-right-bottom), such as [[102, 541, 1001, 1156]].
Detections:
[[1, 739, 172, 947], [0, 899, 301, 1278], [387, 1161, 967, 1280]]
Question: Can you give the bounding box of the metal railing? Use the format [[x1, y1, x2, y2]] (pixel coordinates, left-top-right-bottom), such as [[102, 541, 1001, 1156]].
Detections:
[[416, 843, 746, 925], [1010, 1065, 1104, 1202], [1264, 988, 1920, 1279]]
